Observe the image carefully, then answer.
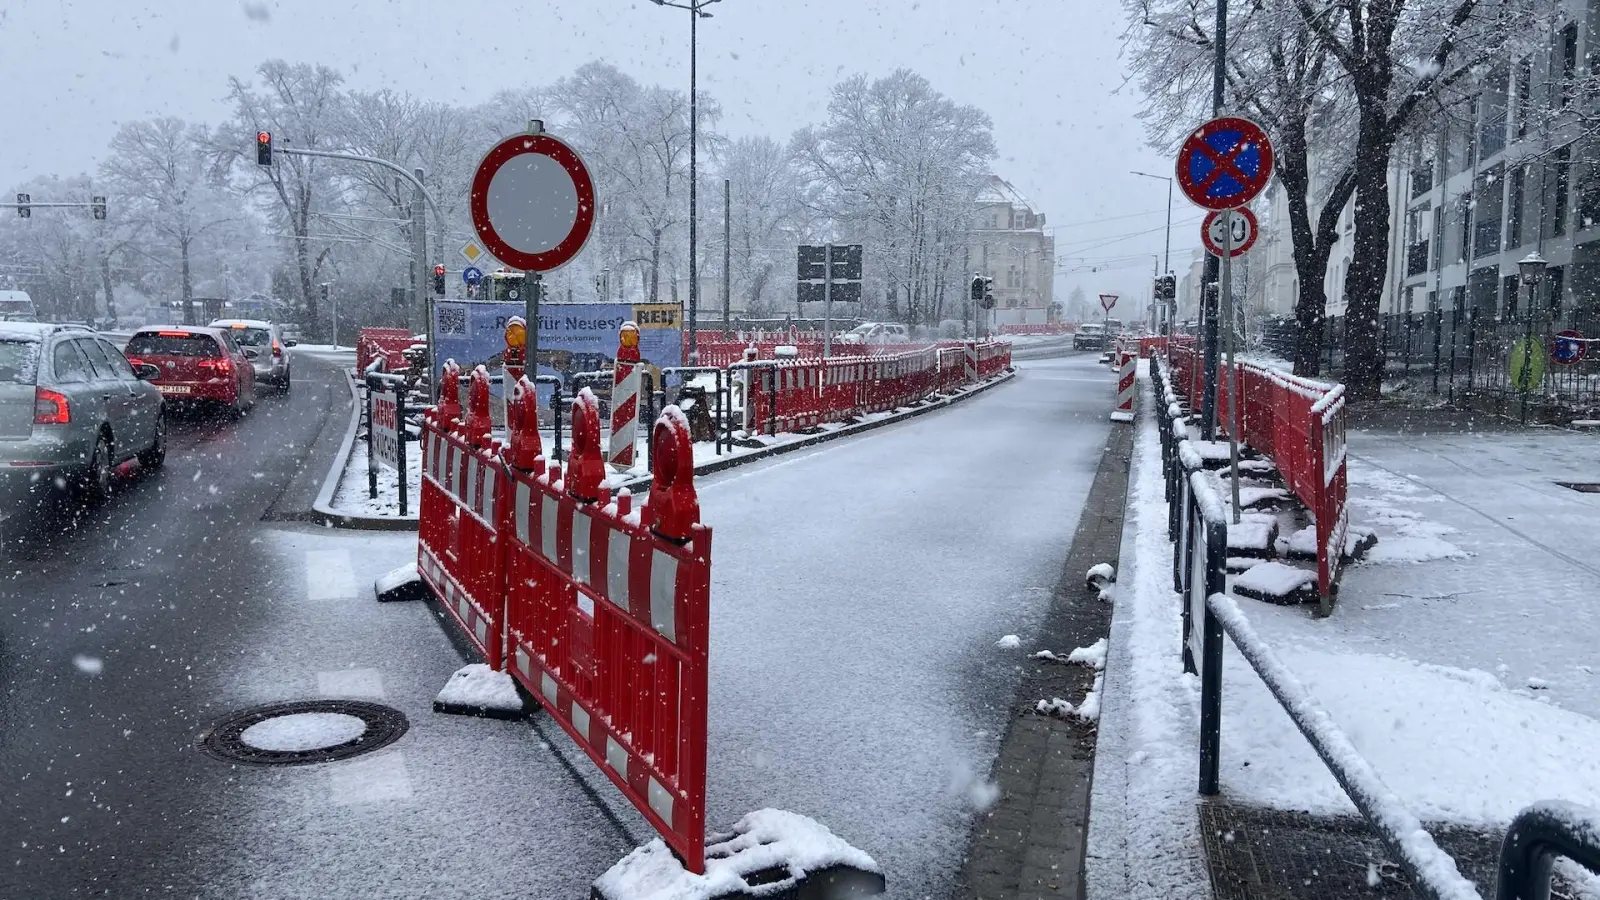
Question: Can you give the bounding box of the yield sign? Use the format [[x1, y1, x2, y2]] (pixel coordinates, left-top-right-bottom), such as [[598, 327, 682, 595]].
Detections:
[[1175, 116, 1274, 211], [469, 131, 597, 273], [1100, 293, 1118, 312]]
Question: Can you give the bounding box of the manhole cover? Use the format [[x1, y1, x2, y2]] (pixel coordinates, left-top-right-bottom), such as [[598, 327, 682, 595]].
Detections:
[[1556, 481, 1600, 493], [199, 699, 408, 766]]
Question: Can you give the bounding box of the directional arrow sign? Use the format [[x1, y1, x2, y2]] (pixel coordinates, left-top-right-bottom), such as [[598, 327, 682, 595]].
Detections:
[[1176, 116, 1274, 211]]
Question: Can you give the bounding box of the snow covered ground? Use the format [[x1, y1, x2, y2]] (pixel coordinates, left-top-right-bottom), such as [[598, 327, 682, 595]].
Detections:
[[333, 435, 423, 518], [1088, 373, 1600, 899]]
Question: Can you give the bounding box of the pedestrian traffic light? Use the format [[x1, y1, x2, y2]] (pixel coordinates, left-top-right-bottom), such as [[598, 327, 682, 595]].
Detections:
[[982, 276, 996, 310], [256, 131, 273, 166], [91, 196, 107, 221], [970, 274, 984, 302], [319, 282, 330, 305], [15, 193, 29, 219], [433, 264, 446, 297]]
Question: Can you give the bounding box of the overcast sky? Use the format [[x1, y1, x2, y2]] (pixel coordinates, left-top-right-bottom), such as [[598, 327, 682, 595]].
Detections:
[[2, 0, 1202, 306]]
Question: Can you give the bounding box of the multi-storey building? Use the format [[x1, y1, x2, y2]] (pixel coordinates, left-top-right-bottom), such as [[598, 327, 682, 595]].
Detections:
[[968, 176, 1057, 326]]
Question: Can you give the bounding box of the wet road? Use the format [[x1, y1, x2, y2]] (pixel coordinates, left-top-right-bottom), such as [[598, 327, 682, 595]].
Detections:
[[0, 350, 350, 897]]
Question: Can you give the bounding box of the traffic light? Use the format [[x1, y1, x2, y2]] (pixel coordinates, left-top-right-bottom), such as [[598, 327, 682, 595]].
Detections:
[[256, 131, 273, 166], [432, 264, 446, 297], [91, 196, 107, 221], [981, 276, 996, 310], [970, 274, 984, 302], [15, 193, 28, 219], [1154, 273, 1176, 301], [319, 282, 330, 305]]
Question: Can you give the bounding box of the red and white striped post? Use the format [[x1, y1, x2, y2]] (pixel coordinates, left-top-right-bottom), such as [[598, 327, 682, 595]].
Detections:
[[1111, 337, 1135, 422], [608, 321, 642, 469], [963, 341, 977, 384]]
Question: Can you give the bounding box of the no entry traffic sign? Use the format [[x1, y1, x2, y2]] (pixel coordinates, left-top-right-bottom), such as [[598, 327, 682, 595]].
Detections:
[[469, 131, 596, 273], [1176, 116, 1274, 211], [1201, 208, 1258, 258]]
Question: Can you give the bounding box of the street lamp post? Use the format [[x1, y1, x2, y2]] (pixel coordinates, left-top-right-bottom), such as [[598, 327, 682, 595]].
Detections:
[[1517, 251, 1547, 425], [1132, 170, 1174, 334], [652, 0, 719, 365]]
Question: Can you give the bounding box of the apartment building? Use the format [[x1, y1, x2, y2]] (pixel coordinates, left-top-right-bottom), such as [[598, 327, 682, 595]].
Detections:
[[968, 176, 1057, 326]]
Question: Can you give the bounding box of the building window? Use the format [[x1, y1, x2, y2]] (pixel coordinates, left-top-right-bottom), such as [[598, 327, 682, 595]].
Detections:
[[1560, 22, 1579, 106], [1479, 64, 1509, 158], [1473, 164, 1504, 258], [1412, 135, 1436, 197], [1406, 206, 1432, 275], [1579, 138, 1600, 230], [1507, 165, 1527, 247], [1551, 145, 1572, 236], [1504, 273, 1520, 320], [1458, 194, 1473, 264], [1515, 55, 1533, 139], [1547, 264, 1565, 316]]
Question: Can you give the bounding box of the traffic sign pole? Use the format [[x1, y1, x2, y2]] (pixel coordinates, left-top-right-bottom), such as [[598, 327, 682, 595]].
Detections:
[[823, 243, 834, 358], [1221, 210, 1241, 523]]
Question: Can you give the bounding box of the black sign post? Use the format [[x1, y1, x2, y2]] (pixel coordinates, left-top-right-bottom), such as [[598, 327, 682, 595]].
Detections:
[[798, 243, 864, 356]]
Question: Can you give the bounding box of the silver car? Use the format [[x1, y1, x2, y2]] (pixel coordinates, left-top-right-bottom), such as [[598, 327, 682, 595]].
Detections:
[[0, 323, 166, 504], [210, 319, 295, 391]]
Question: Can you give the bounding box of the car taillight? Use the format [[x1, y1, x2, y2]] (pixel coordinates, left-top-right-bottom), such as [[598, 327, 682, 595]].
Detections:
[[33, 388, 70, 425], [198, 357, 233, 377], [272, 340, 283, 357]]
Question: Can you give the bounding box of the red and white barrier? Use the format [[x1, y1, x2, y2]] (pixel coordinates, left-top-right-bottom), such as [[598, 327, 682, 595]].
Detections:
[[609, 322, 642, 469], [1111, 339, 1135, 423]]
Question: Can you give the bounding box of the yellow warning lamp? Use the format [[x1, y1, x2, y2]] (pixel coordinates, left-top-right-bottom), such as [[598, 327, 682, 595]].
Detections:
[[619, 323, 640, 350], [505, 318, 527, 349]]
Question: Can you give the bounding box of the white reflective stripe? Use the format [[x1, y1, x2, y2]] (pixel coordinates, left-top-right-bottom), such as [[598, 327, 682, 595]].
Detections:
[[571, 705, 591, 743], [466, 456, 478, 509], [474, 616, 488, 647], [540, 672, 558, 706], [515, 481, 531, 544], [607, 529, 631, 608], [541, 495, 559, 564], [480, 464, 496, 523], [578, 593, 595, 617], [650, 549, 678, 643], [605, 735, 628, 777], [443, 444, 456, 492], [456, 595, 470, 623], [571, 513, 592, 584], [648, 777, 674, 825]]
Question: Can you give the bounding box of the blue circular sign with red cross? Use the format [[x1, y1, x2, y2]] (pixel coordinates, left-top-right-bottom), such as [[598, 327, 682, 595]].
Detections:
[[1175, 116, 1275, 211], [1551, 329, 1586, 365]]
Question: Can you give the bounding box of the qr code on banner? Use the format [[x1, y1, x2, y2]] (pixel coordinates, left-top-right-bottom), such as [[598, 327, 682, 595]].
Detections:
[[437, 305, 467, 335]]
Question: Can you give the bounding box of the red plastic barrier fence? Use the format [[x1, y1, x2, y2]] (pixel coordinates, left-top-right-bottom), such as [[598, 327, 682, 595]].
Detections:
[[418, 366, 508, 669], [501, 393, 712, 872], [997, 323, 1077, 335], [357, 327, 416, 374]]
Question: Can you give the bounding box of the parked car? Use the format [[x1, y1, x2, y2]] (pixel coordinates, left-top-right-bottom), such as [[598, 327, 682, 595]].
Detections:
[[124, 326, 257, 415], [1073, 323, 1108, 351], [210, 318, 295, 391], [0, 322, 166, 505], [838, 322, 911, 345]]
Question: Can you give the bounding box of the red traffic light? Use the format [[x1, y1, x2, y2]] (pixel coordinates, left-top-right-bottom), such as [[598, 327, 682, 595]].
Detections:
[[433, 264, 446, 276], [257, 131, 270, 144]]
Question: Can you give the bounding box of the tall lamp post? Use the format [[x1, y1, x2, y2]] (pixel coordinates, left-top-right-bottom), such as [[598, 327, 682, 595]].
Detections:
[[1517, 251, 1547, 425], [652, 0, 719, 364], [1131, 170, 1174, 334]]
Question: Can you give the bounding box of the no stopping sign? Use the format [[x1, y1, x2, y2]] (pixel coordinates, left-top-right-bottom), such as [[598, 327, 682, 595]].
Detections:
[[469, 132, 596, 273]]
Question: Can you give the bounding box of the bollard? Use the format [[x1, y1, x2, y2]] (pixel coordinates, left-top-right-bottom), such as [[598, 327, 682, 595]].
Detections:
[[1111, 342, 1135, 422], [566, 387, 605, 502], [646, 406, 700, 543], [506, 375, 543, 471], [465, 365, 493, 446], [437, 359, 463, 425], [608, 321, 642, 469]]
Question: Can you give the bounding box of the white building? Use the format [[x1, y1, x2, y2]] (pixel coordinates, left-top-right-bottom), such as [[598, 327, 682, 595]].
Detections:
[[968, 176, 1057, 326]]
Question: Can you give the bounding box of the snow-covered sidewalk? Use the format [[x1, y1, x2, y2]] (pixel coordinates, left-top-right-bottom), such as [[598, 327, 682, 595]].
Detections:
[[1088, 374, 1600, 899]]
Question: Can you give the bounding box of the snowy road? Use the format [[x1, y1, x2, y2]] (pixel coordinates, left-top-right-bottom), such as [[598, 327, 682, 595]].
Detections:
[[0, 351, 1115, 898]]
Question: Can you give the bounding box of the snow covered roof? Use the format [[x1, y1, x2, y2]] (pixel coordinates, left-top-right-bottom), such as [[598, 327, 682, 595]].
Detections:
[[976, 175, 1033, 211]]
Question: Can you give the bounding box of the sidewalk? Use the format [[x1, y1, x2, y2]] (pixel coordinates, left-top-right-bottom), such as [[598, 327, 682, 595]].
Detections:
[[1087, 374, 1600, 899]]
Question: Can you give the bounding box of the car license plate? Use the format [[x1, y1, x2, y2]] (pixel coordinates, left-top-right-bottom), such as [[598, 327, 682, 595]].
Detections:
[[158, 385, 192, 394]]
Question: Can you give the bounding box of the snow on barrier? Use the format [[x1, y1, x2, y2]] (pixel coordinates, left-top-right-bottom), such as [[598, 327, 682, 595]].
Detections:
[[409, 354, 881, 890], [1166, 340, 1348, 612], [357, 326, 417, 374]]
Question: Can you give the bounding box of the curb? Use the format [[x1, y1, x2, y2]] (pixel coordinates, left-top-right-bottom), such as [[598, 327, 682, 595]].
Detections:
[[317, 368, 1018, 531]]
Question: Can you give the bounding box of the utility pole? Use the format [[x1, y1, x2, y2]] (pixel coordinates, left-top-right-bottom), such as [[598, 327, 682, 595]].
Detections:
[[722, 178, 731, 337]]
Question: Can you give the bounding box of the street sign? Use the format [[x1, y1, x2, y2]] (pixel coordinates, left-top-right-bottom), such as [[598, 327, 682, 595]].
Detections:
[[1100, 293, 1118, 313], [469, 131, 596, 273], [1201, 209, 1258, 258], [460, 239, 486, 265], [462, 266, 484, 287], [1509, 337, 1548, 391], [796, 243, 864, 303], [371, 388, 401, 471], [1176, 116, 1275, 211], [1551, 329, 1586, 365]]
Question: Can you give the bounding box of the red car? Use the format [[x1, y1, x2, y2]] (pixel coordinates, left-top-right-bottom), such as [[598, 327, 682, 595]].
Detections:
[[124, 327, 257, 415]]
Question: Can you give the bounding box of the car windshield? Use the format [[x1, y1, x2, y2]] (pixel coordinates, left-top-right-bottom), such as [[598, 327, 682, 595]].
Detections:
[[226, 326, 271, 347], [126, 332, 221, 358], [0, 338, 40, 384], [845, 324, 875, 336]]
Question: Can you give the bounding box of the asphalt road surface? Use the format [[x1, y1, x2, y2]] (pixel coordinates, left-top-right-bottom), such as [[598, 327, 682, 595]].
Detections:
[[0, 349, 350, 897]]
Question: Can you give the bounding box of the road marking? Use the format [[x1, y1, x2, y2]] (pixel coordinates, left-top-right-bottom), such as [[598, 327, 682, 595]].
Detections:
[[305, 549, 357, 600], [316, 668, 387, 699], [328, 750, 414, 805]]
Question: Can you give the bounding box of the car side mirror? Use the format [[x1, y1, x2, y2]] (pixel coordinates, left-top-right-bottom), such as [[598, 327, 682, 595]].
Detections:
[[133, 363, 160, 381], [243, 349, 260, 360], [283, 339, 298, 348]]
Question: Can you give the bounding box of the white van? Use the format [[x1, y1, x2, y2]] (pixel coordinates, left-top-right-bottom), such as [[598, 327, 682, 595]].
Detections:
[[0, 291, 38, 322]]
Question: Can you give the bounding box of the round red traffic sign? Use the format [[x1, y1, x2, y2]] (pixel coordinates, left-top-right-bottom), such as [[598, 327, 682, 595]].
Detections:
[[469, 132, 596, 273], [1201, 208, 1258, 258], [1551, 329, 1586, 365], [1176, 116, 1274, 211]]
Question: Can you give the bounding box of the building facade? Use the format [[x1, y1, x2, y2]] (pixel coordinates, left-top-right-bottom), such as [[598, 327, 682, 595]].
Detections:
[[968, 176, 1057, 326]]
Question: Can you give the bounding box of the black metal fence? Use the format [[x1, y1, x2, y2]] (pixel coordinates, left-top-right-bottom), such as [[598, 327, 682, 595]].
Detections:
[[1258, 312, 1600, 420]]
